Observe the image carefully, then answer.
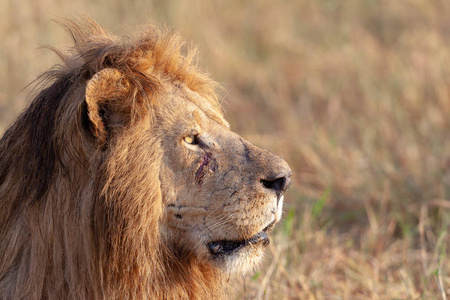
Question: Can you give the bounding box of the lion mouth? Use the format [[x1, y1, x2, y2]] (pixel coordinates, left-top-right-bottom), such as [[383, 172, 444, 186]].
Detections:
[[207, 221, 275, 256]]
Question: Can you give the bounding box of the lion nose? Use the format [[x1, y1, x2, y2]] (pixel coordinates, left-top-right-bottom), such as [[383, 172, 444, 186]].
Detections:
[[260, 170, 292, 196]]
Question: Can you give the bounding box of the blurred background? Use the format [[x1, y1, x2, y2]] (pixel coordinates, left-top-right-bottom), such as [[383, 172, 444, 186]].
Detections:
[[1, 0, 449, 298]]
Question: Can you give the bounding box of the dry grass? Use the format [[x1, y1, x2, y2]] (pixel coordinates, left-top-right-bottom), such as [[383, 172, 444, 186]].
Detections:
[[1, 0, 449, 299]]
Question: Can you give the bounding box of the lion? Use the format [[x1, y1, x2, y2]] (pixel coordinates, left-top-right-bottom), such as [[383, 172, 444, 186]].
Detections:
[[0, 18, 291, 299]]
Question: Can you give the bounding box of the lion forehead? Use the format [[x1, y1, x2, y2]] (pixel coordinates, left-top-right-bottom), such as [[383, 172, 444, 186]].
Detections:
[[177, 84, 230, 129]]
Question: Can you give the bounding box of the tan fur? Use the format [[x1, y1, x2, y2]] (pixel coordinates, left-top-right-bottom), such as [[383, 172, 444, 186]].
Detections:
[[0, 17, 291, 299]]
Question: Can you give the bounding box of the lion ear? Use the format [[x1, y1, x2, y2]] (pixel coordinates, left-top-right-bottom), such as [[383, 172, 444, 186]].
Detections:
[[85, 68, 130, 144]]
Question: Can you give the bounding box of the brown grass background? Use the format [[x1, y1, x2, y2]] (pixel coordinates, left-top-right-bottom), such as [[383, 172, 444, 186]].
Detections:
[[1, 0, 449, 299]]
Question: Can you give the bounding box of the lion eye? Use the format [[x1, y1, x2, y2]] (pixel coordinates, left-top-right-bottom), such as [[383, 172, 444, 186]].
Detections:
[[183, 135, 199, 145]]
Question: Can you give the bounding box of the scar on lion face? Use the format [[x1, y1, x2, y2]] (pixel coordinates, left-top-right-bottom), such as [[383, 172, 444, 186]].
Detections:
[[195, 153, 215, 185]]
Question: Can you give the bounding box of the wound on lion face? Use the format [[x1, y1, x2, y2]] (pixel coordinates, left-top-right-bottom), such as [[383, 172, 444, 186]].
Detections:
[[195, 153, 214, 186]]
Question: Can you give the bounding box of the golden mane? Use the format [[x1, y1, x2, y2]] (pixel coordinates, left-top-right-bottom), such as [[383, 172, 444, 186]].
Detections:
[[0, 18, 223, 299]]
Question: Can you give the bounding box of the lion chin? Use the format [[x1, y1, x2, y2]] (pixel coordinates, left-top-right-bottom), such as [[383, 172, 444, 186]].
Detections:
[[207, 196, 285, 273], [0, 17, 291, 299], [207, 223, 273, 275]]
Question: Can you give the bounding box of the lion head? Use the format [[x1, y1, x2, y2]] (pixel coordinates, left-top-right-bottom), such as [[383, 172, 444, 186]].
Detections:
[[157, 80, 291, 273], [0, 18, 291, 299]]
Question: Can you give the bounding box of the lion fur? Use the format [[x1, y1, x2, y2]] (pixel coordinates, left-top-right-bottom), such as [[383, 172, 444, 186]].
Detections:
[[0, 17, 224, 299]]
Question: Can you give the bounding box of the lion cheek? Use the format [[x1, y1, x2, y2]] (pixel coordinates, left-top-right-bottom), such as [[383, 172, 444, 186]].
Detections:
[[194, 152, 218, 186]]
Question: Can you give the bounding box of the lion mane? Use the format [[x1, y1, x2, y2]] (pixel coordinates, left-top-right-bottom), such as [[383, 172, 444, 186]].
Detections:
[[0, 18, 222, 299], [0, 17, 291, 300]]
